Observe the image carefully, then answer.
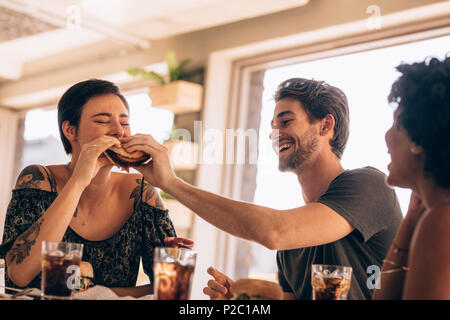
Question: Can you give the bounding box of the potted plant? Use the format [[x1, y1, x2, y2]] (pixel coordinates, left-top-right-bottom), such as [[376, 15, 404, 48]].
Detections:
[[127, 50, 203, 114]]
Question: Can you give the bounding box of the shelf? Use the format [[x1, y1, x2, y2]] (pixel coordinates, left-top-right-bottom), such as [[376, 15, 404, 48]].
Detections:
[[149, 80, 203, 114]]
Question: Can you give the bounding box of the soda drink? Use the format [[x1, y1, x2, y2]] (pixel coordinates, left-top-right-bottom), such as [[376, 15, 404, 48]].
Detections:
[[154, 261, 195, 300], [312, 276, 351, 300], [153, 247, 197, 300], [0, 258, 5, 295], [311, 264, 352, 300], [41, 241, 83, 299], [41, 253, 81, 297]]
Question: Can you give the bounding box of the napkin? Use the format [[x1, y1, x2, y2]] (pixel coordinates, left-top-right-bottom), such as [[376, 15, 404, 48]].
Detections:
[[74, 285, 154, 300]]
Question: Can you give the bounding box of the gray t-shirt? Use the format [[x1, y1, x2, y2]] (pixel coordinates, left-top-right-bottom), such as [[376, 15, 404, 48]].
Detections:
[[276, 167, 403, 300]]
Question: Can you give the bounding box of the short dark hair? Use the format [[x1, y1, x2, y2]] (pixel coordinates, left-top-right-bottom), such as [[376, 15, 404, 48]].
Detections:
[[388, 56, 450, 189], [57, 79, 129, 154], [274, 78, 349, 159]]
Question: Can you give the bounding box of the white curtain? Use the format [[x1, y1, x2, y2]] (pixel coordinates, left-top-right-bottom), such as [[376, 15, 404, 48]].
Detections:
[[0, 107, 20, 241]]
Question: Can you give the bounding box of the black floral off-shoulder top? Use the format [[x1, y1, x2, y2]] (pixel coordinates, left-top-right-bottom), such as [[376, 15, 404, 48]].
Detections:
[[0, 180, 176, 289]]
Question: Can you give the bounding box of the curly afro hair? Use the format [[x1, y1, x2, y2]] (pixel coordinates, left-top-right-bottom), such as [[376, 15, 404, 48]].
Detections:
[[388, 56, 450, 189]]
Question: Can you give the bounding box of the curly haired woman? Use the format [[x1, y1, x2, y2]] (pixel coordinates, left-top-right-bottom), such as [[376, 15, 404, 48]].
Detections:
[[373, 56, 450, 300]]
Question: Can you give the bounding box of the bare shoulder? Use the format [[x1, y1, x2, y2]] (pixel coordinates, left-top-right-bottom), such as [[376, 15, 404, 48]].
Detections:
[[113, 172, 143, 188], [414, 204, 450, 244], [115, 173, 165, 210], [404, 204, 450, 298], [410, 204, 450, 257], [14, 164, 52, 191]]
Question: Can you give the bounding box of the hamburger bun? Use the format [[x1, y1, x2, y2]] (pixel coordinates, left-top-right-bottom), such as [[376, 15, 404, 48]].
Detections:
[[75, 261, 95, 292], [232, 278, 283, 300], [104, 145, 151, 172], [80, 261, 94, 279]]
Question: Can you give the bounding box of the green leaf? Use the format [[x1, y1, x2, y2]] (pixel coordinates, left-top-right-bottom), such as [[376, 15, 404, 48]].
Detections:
[[171, 58, 190, 81], [127, 68, 143, 76], [127, 68, 165, 84], [169, 70, 180, 82], [142, 71, 165, 84], [168, 124, 179, 141], [129, 50, 190, 84], [165, 50, 177, 72], [176, 59, 191, 74]]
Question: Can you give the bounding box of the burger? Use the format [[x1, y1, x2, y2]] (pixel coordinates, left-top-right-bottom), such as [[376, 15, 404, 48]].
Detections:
[[104, 145, 152, 172], [76, 261, 95, 292], [231, 278, 283, 300]]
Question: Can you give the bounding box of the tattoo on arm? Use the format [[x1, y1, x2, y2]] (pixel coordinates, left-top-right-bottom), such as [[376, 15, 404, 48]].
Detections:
[[130, 179, 165, 210], [15, 166, 45, 189], [8, 218, 44, 265], [154, 193, 165, 210]]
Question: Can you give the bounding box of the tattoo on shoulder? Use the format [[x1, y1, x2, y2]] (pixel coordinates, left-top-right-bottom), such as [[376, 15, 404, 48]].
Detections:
[[154, 193, 165, 210], [8, 218, 44, 265], [129, 179, 164, 210], [15, 166, 45, 189]]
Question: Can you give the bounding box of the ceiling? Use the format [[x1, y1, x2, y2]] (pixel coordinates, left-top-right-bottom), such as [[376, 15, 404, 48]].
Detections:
[[2, 0, 448, 110], [0, 0, 310, 85]]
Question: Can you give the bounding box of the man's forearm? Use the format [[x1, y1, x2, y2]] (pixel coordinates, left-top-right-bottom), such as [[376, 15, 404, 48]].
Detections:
[[164, 178, 278, 248]]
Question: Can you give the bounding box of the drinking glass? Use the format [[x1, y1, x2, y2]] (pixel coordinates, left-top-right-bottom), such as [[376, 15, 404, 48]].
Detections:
[[153, 247, 197, 300], [41, 241, 83, 299], [0, 258, 5, 294], [311, 264, 352, 300]]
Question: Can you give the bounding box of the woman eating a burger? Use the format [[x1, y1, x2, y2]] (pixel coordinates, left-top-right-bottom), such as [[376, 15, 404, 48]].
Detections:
[[0, 79, 193, 298]]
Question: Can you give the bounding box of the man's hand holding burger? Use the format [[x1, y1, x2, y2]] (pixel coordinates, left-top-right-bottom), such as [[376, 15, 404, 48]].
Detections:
[[120, 134, 178, 190]]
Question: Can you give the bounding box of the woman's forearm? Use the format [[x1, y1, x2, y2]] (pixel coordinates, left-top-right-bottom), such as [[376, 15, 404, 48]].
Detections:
[[372, 246, 409, 299], [372, 221, 414, 300], [111, 284, 153, 298], [6, 178, 85, 287]]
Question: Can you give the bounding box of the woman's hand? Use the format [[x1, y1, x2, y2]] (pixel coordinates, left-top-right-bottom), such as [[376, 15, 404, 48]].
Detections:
[[70, 135, 121, 188], [120, 134, 177, 190], [164, 237, 194, 249]]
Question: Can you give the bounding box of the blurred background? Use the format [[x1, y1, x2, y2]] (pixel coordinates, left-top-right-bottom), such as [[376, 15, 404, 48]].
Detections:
[[0, 0, 449, 298]]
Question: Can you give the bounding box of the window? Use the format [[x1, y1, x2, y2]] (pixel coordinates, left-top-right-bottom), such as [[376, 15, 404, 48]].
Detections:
[[247, 34, 450, 281]]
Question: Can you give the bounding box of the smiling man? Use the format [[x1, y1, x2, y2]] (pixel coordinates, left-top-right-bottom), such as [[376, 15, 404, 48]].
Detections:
[[132, 78, 403, 300]]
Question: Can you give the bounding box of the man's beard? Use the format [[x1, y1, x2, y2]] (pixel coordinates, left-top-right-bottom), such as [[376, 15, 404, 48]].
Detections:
[[278, 127, 319, 172]]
